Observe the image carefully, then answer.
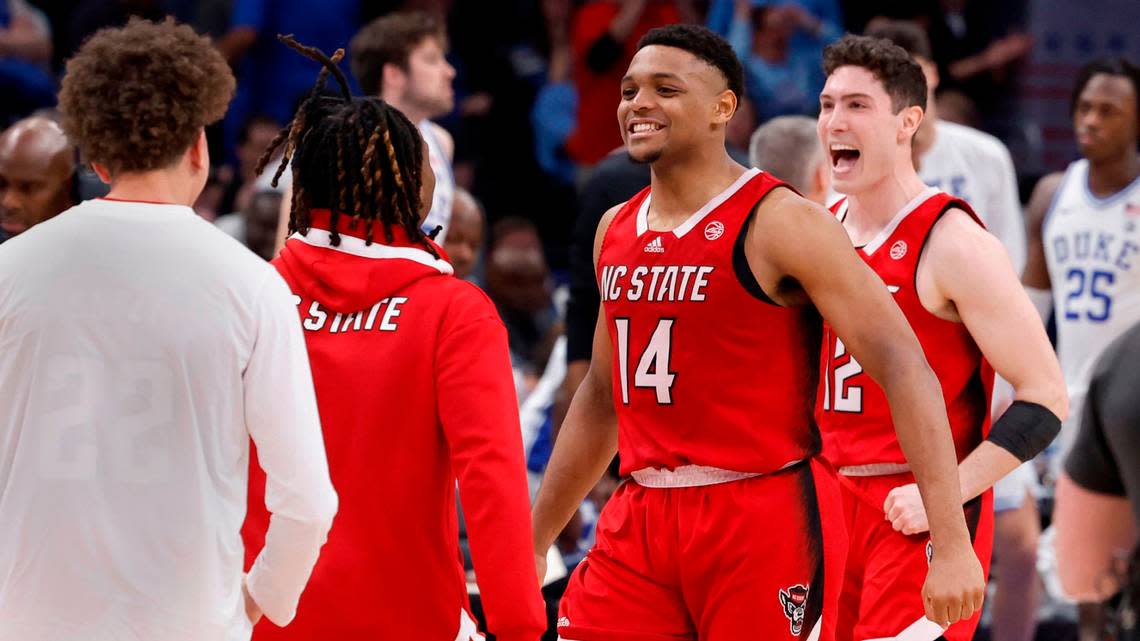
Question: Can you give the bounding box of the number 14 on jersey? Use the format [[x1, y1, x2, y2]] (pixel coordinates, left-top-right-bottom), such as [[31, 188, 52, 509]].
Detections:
[[614, 318, 677, 404]]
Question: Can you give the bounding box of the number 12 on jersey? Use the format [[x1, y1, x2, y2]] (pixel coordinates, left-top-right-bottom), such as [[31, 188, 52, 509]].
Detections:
[[822, 330, 864, 413], [614, 317, 677, 404]]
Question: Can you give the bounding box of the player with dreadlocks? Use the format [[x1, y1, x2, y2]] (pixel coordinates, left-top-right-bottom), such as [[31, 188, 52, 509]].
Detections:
[[242, 37, 546, 641]]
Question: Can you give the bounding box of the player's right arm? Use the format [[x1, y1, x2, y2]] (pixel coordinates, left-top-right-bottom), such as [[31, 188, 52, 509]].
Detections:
[[1022, 172, 1064, 318], [242, 272, 338, 626], [747, 188, 984, 627], [531, 205, 622, 575]]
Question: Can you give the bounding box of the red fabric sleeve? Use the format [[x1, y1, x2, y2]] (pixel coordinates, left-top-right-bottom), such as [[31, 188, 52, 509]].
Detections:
[[436, 294, 546, 641]]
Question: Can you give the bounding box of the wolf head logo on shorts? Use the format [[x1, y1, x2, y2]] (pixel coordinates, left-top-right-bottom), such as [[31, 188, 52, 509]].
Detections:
[[779, 584, 810, 636]]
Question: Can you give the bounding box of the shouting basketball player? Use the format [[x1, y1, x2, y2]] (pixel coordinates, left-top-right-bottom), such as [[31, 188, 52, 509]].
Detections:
[[531, 24, 984, 641], [815, 35, 1067, 641]]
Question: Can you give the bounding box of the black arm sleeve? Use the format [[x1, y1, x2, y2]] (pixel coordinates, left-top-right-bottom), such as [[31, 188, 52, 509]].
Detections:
[[986, 401, 1061, 463]]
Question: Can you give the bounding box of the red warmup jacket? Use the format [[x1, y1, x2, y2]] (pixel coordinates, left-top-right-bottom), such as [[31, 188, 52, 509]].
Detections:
[[243, 210, 545, 641]]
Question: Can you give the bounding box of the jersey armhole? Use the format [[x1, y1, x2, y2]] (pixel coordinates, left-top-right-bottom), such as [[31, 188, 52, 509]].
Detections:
[[732, 204, 780, 306]]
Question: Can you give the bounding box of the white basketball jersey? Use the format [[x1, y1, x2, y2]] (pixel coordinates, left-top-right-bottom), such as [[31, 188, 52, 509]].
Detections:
[[1044, 159, 1140, 442], [419, 120, 455, 244]]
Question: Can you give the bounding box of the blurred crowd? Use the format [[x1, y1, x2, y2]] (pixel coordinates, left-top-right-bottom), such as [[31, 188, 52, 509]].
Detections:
[[0, 1, 1137, 640]]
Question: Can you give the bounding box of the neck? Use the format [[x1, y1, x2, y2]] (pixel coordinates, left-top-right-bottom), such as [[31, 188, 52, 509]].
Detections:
[[1086, 149, 1140, 198], [381, 93, 429, 126], [648, 142, 744, 227], [845, 157, 929, 232], [105, 168, 198, 206]]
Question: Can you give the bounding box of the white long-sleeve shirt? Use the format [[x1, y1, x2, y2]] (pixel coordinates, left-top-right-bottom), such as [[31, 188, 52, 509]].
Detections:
[[919, 120, 1027, 272], [0, 199, 337, 641]]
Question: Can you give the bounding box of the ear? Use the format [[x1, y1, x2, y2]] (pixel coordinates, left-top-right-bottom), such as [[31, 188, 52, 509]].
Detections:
[[713, 89, 738, 125], [381, 62, 406, 96], [898, 104, 924, 144], [188, 129, 209, 172]]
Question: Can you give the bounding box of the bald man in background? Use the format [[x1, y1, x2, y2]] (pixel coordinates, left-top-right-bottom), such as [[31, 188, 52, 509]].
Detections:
[[748, 115, 831, 204], [0, 116, 76, 244]]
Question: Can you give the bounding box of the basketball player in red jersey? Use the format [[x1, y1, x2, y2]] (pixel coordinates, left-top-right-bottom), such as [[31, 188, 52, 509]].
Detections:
[[815, 35, 1068, 641], [532, 25, 984, 641]]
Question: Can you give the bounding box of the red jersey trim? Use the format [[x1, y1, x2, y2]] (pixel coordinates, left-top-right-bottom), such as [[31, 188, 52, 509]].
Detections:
[[635, 167, 762, 237]]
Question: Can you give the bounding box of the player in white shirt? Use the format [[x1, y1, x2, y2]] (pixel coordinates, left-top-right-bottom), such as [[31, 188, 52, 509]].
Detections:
[[350, 10, 457, 242], [1023, 55, 1140, 640], [0, 19, 337, 641], [1025, 57, 1140, 461], [866, 22, 1045, 641]]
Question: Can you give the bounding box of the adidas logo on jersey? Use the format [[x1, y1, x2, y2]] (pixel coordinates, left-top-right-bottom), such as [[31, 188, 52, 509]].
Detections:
[[644, 237, 665, 253]]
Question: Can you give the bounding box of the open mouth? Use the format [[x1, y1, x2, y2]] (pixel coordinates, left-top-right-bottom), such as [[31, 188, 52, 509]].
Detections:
[[829, 143, 861, 173]]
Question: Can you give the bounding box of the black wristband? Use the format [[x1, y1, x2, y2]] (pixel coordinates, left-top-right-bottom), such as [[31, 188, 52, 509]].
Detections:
[[986, 400, 1061, 462]]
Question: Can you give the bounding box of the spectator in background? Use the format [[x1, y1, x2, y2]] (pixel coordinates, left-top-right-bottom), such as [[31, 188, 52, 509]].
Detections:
[[0, 0, 54, 126], [442, 187, 485, 281], [220, 114, 281, 217], [564, 0, 696, 166], [867, 21, 1039, 641], [707, 0, 842, 43], [748, 115, 830, 204], [350, 11, 457, 242], [216, 190, 283, 261], [217, 0, 360, 158], [0, 115, 75, 243], [485, 217, 556, 378], [728, 0, 840, 123]]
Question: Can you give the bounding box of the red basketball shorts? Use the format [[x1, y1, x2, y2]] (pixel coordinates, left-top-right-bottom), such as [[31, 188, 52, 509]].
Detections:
[[834, 473, 994, 641], [557, 458, 847, 641]]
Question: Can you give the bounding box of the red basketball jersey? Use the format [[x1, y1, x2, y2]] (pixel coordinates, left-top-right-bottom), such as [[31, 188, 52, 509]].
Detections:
[[599, 168, 821, 476], [816, 189, 994, 469]]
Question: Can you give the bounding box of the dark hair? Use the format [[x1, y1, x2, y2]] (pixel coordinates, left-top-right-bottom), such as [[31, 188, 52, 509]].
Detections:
[[823, 35, 927, 113], [349, 11, 446, 96], [864, 20, 933, 62], [637, 24, 745, 104], [1071, 57, 1140, 125], [258, 36, 433, 254], [58, 17, 234, 174]]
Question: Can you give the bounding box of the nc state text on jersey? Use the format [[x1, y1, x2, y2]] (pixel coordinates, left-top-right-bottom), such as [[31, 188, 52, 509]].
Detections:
[[599, 264, 715, 303]]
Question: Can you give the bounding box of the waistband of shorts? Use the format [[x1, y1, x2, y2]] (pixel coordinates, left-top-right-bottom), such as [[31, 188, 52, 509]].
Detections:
[[837, 462, 911, 476], [630, 460, 805, 488]]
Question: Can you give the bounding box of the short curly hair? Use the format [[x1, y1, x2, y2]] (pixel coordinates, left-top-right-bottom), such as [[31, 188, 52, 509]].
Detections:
[[58, 17, 234, 175], [637, 24, 744, 104], [823, 35, 927, 113], [350, 11, 445, 97]]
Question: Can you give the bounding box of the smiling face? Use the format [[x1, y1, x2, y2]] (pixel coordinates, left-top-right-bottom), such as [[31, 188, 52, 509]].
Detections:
[[618, 44, 737, 165], [818, 65, 923, 195]]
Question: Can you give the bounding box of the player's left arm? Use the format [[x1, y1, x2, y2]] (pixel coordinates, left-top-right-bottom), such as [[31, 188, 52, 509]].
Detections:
[[885, 209, 1068, 534]]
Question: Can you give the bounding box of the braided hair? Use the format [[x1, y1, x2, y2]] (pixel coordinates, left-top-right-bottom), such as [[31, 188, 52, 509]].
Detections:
[[256, 35, 434, 253]]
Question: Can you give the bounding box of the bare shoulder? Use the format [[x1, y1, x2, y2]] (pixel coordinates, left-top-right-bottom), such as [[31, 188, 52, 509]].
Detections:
[[750, 185, 832, 239], [1025, 172, 1066, 228], [926, 207, 1010, 276]]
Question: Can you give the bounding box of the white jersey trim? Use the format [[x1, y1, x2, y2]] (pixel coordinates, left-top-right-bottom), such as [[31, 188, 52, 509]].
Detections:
[[636, 167, 762, 238], [291, 230, 454, 275], [861, 187, 941, 256], [1080, 160, 1140, 208]]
